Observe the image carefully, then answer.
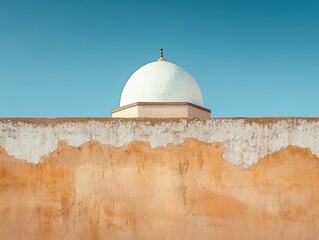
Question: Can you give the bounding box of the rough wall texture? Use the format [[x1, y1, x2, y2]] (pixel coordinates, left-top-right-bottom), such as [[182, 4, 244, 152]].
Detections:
[[0, 118, 319, 239]]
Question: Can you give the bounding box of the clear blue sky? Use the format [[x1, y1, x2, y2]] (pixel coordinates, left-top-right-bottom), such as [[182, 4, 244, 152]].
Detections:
[[0, 0, 318, 117]]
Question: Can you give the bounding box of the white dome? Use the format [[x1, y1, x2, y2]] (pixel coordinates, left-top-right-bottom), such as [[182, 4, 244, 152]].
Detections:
[[120, 60, 204, 107]]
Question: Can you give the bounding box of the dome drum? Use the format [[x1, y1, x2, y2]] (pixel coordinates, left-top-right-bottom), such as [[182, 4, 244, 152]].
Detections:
[[112, 102, 211, 118]]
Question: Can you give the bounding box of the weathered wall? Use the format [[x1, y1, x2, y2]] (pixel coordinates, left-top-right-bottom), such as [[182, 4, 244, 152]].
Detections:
[[0, 118, 319, 239], [1, 118, 319, 166]]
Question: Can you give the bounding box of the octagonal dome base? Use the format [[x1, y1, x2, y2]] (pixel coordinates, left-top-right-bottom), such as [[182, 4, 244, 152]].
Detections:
[[112, 102, 211, 118]]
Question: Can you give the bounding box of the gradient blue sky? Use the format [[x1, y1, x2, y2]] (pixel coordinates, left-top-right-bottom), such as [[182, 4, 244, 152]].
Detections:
[[0, 0, 318, 117]]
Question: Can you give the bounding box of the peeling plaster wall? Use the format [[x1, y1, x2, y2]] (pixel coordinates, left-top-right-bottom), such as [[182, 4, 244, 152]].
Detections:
[[1, 118, 319, 240], [1, 118, 319, 167]]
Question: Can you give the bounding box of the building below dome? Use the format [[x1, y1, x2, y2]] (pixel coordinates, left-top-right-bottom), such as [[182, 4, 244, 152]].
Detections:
[[112, 102, 211, 118], [112, 49, 211, 118]]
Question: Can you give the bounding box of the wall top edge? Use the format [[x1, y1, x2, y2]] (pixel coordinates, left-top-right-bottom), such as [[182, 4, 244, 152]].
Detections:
[[0, 117, 319, 126]]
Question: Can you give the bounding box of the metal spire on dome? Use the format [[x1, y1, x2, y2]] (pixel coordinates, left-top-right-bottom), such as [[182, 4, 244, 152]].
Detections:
[[157, 48, 166, 61]]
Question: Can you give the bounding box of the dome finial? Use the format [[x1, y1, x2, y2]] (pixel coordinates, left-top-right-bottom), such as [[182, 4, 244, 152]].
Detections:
[[158, 48, 166, 61]]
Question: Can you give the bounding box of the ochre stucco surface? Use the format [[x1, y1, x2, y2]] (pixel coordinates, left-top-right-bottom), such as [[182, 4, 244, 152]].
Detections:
[[1, 138, 318, 239]]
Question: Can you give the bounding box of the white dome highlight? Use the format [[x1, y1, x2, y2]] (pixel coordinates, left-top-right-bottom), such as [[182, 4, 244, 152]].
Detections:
[[120, 60, 204, 107]]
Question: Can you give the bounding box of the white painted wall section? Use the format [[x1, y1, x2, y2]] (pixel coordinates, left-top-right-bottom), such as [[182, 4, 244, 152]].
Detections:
[[0, 118, 319, 167]]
